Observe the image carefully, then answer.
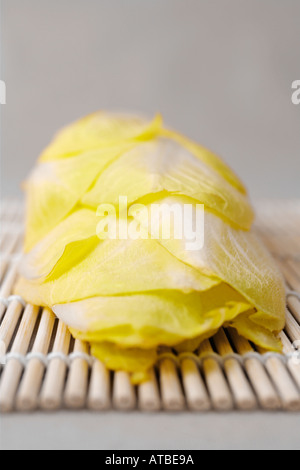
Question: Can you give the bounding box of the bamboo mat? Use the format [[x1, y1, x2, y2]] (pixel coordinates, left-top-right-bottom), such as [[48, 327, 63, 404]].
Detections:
[[0, 199, 300, 413]]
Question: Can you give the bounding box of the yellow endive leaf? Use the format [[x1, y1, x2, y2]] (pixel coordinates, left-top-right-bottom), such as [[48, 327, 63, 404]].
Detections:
[[15, 236, 220, 306], [82, 138, 254, 230], [90, 342, 157, 384], [53, 284, 252, 348], [227, 314, 282, 351], [39, 112, 163, 162], [24, 143, 135, 252], [160, 127, 247, 195], [134, 196, 286, 332], [19, 208, 98, 280]]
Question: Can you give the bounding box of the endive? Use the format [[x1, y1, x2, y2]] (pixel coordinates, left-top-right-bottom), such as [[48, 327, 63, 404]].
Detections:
[[16, 111, 286, 383]]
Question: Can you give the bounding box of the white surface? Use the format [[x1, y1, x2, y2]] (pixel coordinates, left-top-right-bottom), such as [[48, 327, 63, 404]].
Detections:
[[1, 411, 300, 450]]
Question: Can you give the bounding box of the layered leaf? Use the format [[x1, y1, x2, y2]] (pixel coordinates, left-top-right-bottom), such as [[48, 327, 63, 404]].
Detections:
[[15, 235, 219, 306], [52, 285, 252, 348], [82, 138, 254, 230], [19, 208, 98, 280], [39, 112, 163, 162], [160, 127, 247, 195], [134, 196, 286, 331], [24, 144, 135, 252]]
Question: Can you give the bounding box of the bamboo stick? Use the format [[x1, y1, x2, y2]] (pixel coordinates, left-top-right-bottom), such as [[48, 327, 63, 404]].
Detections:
[[287, 297, 300, 325], [264, 356, 300, 411], [228, 328, 281, 409], [0, 230, 8, 251], [0, 256, 9, 283], [64, 339, 89, 409], [15, 233, 24, 254], [39, 320, 71, 410], [180, 358, 211, 411], [255, 205, 300, 261], [285, 309, 300, 343], [256, 345, 300, 411], [0, 224, 22, 288], [158, 348, 185, 411], [0, 257, 21, 321], [138, 369, 161, 412], [16, 308, 56, 411], [280, 260, 300, 293], [0, 201, 23, 248], [0, 304, 40, 412], [0, 300, 25, 356], [287, 258, 300, 270], [112, 371, 136, 411], [15, 203, 25, 224], [256, 200, 300, 233], [286, 259, 300, 283], [0, 224, 8, 240], [287, 246, 300, 326], [1, 229, 22, 257], [87, 359, 111, 411], [0, 202, 19, 224], [280, 331, 300, 390], [259, 234, 286, 259], [213, 329, 257, 410], [198, 339, 234, 411], [273, 257, 300, 325]]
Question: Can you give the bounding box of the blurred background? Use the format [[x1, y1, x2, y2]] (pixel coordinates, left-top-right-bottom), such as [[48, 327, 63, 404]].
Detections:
[[1, 0, 300, 199]]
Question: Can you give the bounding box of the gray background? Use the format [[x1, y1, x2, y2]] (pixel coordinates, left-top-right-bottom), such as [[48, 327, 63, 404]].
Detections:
[[1, 0, 300, 198], [1, 0, 300, 451], [1, 411, 300, 450]]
